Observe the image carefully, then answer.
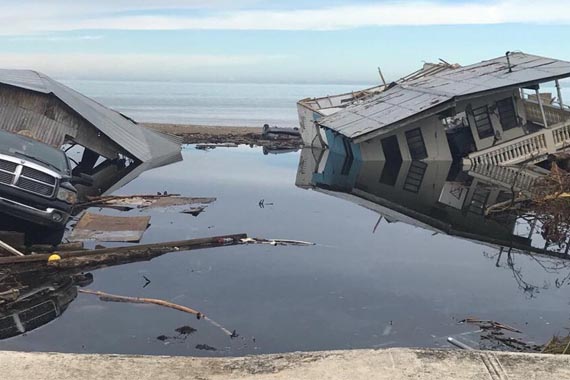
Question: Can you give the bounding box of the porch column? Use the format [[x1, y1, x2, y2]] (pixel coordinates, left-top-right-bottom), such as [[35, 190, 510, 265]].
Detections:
[[535, 88, 549, 128], [556, 79, 564, 110]]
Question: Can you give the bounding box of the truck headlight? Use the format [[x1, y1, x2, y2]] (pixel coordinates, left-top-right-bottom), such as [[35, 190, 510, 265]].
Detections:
[[56, 187, 77, 204]]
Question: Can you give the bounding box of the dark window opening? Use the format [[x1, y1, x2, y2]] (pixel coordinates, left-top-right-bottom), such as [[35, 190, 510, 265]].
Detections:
[[471, 105, 494, 139], [381, 135, 402, 162], [405, 128, 428, 160], [379, 161, 402, 186], [496, 97, 518, 131], [403, 161, 428, 193], [380, 135, 403, 186]]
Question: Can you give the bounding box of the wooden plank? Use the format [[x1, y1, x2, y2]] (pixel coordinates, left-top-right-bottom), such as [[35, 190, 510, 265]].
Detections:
[[0, 233, 247, 265], [68, 212, 151, 242]]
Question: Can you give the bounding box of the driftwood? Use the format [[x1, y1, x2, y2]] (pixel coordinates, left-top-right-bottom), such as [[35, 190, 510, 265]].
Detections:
[[79, 289, 234, 336], [78, 289, 203, 318]]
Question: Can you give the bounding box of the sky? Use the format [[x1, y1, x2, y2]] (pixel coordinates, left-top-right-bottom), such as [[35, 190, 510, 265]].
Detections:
[[1, 0, 570, 83]]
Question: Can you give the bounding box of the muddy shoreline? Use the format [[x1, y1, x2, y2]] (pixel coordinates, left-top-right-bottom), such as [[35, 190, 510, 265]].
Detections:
[[143, 123, 303, 149]]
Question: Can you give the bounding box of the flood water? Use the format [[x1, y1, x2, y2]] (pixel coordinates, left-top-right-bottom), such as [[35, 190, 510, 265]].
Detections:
[[0, 146, 569, 356]]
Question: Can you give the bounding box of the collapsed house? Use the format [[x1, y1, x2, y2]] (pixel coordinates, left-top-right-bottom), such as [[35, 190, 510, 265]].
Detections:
[[297, 52, 570, 168], [0, 69, 182, 196]]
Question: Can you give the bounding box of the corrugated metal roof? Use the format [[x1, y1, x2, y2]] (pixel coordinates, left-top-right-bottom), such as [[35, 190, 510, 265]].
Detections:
[[319, 53, 570, 142], [0, 69, 181, 162]]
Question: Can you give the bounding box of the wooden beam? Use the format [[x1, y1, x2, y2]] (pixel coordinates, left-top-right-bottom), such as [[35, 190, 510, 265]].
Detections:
[[0, 233, 247, 265]]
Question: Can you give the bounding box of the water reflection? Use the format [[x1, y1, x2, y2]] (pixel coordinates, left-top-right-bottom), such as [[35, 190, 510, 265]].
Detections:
[[0, 269, 92, 339], [296, 148, 570, 297]]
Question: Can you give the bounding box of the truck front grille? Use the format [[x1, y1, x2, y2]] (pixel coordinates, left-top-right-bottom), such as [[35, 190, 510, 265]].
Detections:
[[0, 158, 58, 198], [21, 167, 56, 185], [0, 160, 17, 172], [0, 170, 14, 185], [16, 177, 54, 196]]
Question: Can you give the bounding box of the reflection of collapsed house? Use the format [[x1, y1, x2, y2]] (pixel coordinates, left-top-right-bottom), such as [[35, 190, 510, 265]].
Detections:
[[295, 148, 565, 258], [297, 53, 570, 168]]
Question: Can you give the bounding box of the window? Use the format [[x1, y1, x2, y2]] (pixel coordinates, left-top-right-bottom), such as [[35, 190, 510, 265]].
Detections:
[[405, 128, 428, 160], [496, 97, 518, 131], [403, 161, 428, 193], [471, 105, 494, 139]]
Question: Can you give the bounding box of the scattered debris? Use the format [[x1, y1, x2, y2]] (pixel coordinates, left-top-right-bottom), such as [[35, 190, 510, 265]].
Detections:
[[447, 337, 474, 350], [0, 239, 24, 257], [258, 199, 274, 208], [68, 212, 151, 243], [175, 325, 197, 335], [142, 275, 151, 288], [181, 206, 207, 217], [459, 318, 522, 333], [156, 326, 198, 343], [542, 335, 570, 354], [143, 124, 302, 150], [458, 317, 542, 352], [195, 344, 217, 351], [77, 194, 216, 211], [240, 237, 315, 246], [196, 143, 238, 150]]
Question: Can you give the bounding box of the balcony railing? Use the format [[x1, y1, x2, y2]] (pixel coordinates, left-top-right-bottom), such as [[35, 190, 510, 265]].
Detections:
[[524, 99, 570, 126], [464, 119, 570, 167]]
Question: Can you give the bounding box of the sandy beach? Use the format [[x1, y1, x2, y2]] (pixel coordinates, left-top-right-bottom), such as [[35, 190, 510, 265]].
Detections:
[[143, 123, 302, 148]]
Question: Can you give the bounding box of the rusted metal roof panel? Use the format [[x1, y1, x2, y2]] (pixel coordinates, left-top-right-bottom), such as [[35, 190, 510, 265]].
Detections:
[[320, 53, 570, 141], [0, 70, 181, 162]]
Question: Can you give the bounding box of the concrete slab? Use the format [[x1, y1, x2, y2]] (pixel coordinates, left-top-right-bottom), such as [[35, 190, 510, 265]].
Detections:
[[0, 348, 569, 380]]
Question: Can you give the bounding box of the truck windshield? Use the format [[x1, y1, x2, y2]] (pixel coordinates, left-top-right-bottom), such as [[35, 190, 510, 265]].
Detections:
[[0, 130, 69, 173]]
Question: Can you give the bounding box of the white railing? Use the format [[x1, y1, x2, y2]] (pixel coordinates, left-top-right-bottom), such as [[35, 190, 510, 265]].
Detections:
[[464, 120, 570, 167], [524, 100, 570, 126], [467, 165, 542, 192]]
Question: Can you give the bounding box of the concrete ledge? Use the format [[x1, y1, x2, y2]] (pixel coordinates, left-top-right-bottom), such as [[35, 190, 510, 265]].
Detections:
[[0, 348, 569, 380]]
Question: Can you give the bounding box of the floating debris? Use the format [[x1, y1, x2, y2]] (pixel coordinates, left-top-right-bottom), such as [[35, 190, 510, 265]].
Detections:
[[181, 206, 207, 217], [195, 344, 217, 351], [175, 325, 197, 335], [196, 143, 238, 150], [77, 194, 216, 211], [68, 212, 151, 243], [240, 237, 315, 246]]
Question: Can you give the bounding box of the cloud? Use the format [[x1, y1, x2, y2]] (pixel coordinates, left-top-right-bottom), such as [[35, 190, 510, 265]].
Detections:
[[0, 0, 569, 34], [8, 35, 104, 42], [0, 53, 286, 80]]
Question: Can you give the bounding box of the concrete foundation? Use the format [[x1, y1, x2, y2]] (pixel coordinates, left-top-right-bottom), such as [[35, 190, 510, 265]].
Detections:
[[0, 348, 568, 380]]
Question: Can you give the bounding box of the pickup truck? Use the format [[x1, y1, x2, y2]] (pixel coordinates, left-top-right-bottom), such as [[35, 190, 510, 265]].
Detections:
[[0, 129, 80, 229]]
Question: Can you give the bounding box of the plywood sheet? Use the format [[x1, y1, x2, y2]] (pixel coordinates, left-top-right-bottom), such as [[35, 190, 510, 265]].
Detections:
[[69, 212, 151, 242]]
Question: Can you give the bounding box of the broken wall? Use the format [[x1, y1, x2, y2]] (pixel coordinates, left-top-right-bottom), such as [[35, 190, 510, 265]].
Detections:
[[0, 84, 124, 160]]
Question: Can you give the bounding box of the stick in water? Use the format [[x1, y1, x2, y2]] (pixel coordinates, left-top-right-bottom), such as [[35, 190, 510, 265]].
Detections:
[[78, 289, 233, 336]]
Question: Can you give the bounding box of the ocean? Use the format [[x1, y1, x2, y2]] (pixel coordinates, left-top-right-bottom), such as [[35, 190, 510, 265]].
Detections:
[[60, 80, 375, 128]]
